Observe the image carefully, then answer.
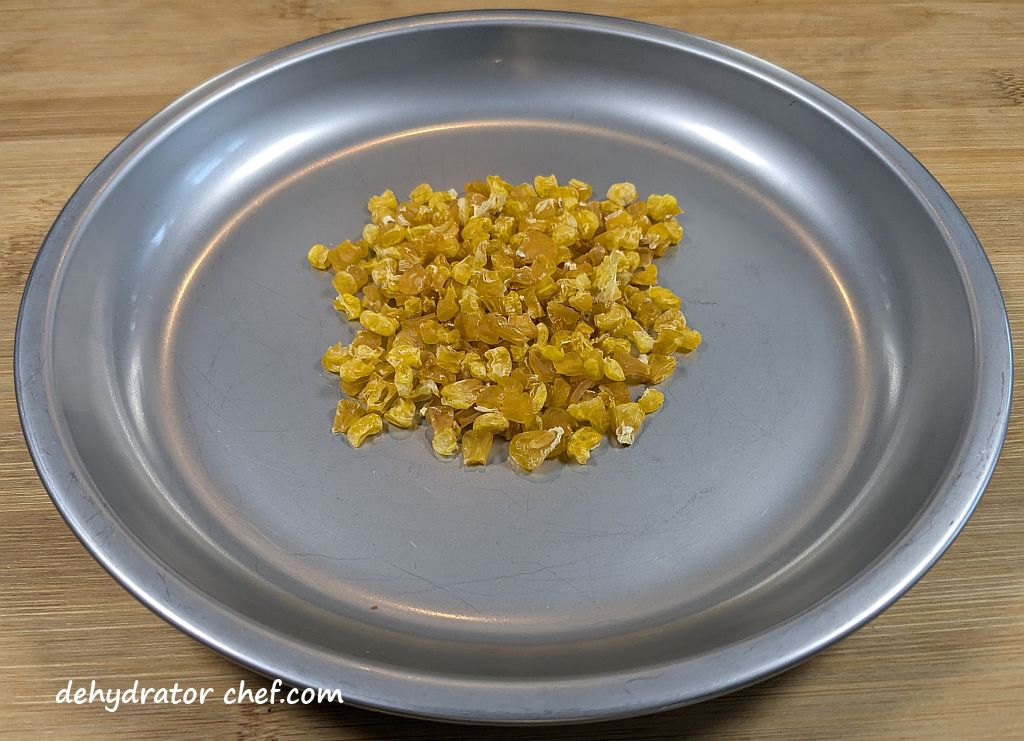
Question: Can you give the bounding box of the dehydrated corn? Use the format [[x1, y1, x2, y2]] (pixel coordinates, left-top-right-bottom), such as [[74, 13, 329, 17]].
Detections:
[[346, 413, 382, 448], [310, 175, 702, 465]]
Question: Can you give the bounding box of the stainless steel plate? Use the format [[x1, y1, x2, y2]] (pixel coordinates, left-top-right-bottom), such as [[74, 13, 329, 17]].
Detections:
[[16, 11, 1012, 724]]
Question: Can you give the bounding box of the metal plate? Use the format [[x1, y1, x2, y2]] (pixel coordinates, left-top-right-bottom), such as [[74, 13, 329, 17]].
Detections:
[[15, 11, 1012, 724]]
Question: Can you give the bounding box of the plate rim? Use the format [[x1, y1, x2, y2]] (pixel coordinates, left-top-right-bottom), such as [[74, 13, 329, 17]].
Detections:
[[14, 9, 1013, 724]]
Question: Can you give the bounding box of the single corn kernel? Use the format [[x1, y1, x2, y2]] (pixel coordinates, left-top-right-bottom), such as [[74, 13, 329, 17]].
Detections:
[[484, 346, 513, 380], [432, 427, 459, 457], [646, 193, 682, 221], [386, 345, 423, 369], [332, 270, 358, 295], [647, 285, 681, 310], [321, 343, 346, 373], [359, 310, 399, 337], [338, 357, 376, 382], [332, 399, 365, 433], [473, 411, 509, 433], [384, 398, 417, 428], [607, 182, 638, 206], [567, 397, 610, 433], [534, 174, 558, 197], [567, 427, 604, 464], [602, 357, 626, 382], [307, 243, 330, 269], [462, 429, 493, 465], [529, 382, 548, 413], [678, 327, 702, 352], [638, 388, 665, 414], [440, 378, 485, 409], [631, 328, 655, 354], [647, 354, 677, 384], [612, 403, 645, 445], [346, 413, 382, 448], [630, 264, 657, 286], [333, 293, 362, 320], [508, 428, 564, 472], [663, 216, 684, 240]]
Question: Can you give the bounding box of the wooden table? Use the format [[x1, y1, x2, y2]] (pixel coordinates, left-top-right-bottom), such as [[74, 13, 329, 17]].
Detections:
[[2, 1, 1021, 738]]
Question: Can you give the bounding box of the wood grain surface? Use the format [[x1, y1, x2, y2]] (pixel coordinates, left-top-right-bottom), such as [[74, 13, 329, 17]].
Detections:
[[1, 1, 1022, 738]]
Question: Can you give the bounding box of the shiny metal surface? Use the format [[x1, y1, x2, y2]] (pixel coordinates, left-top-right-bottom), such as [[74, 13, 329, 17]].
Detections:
[[15, 11, 1012, 724]]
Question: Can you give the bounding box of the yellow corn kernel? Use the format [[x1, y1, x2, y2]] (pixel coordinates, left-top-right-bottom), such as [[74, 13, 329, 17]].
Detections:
[[612, 403, 645, 445], [567, 427, 604, 464], [332, 399, 364, 433], [647, 354, 677, 384], [594, 303, 630, 331], [359, 310, 399, 337], [473, 411, 509, 433], [409, 182, 433, 204], [508, 428, 564, 471], [346, 413, 382, 448], [440, 378, 485, 409], [630, 265, 656, 287], [582, 355, 603, 381], [662, 218, 683, 243], [393, 365, 415, 397], [307, 243, 330, 269], [533, 174, 558, 197], [647, 285, 681, 310], [333, 293, 362, 320], [432, 427, 459, 457], [638, 388, 665, 414], [362, 223, 381, 246], [386, 345, 423, 369], [359, 376, 397, 414], [678, 327, 702, 352], [384, 398, 417, 428], [646, 194, 681, 221], [338, 357, 375, 382], [332, 270, 358, 295], [568, 177, 593, 199], [631, 328, 655, 354], [606, 181, 638, 206], [461, 429, 493, 465], [567, 397, 610, 433], [321, 343, 347, 373], [602, 357, 625, 382], [484, 346, 512, 380]]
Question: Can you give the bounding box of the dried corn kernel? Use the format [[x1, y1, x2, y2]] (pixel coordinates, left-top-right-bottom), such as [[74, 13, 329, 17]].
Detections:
[[359, 310, 399, 337], [602, 357, 626, 382], [432, 427, 459, 457], [647, 354, 677, 384], [473, 411, 509, 433], [508, 428, 564, 472], [647, 285, 681, 310], [647, 194, 681, 221], [384, 398, 417, 428], [441, 378, 485, 409], [333, 399, 365, 433], [307, 243, 330, 269], [462, 429, 493, 465], [612, 403, 645, 445], [607, 182, 638, 207], [568, 427, 604, 464], [638, 388, 665, 414], [334, 293, 362, 320], [346, 413, 382, 448], [567, 397, 610, 433], [310, 175, 701, 469]]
